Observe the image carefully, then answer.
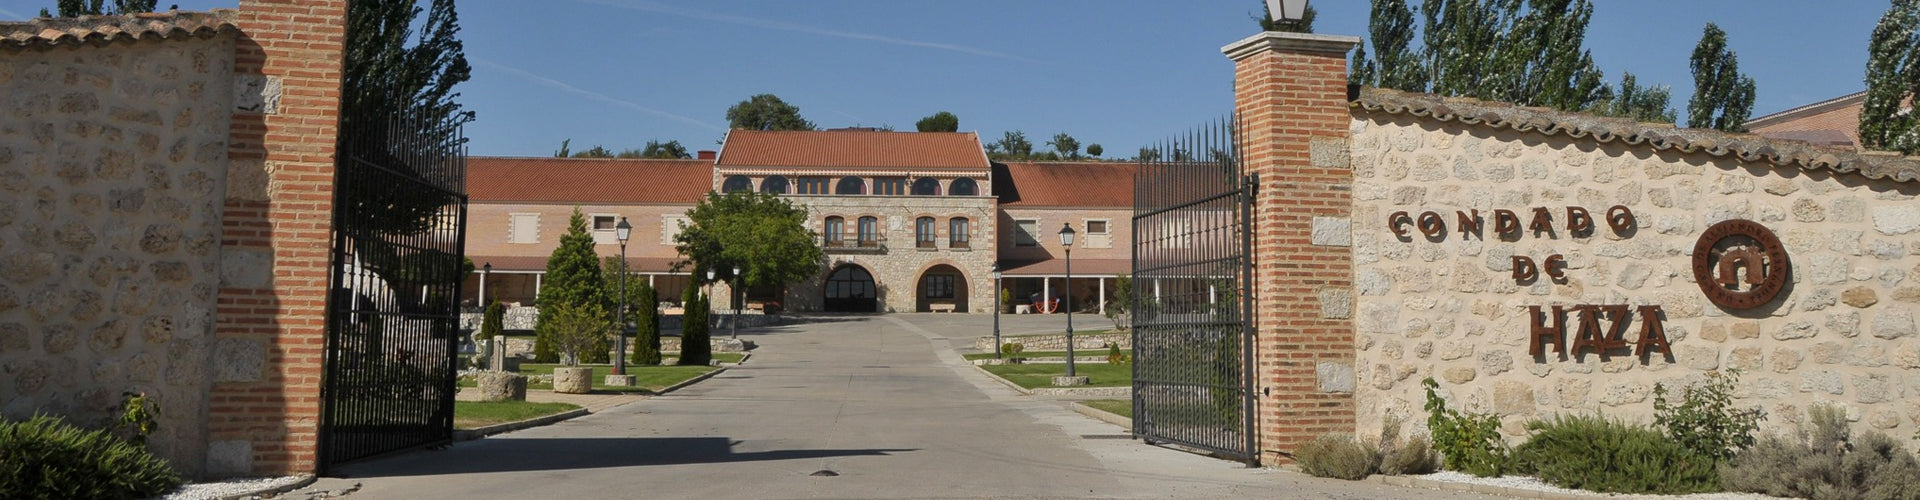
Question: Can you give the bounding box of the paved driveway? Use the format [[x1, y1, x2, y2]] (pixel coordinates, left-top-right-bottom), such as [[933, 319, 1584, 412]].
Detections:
[[331, 314, 1505, 499]]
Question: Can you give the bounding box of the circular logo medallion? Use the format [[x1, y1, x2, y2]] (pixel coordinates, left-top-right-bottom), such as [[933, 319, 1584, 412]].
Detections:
[[1691, 219, 1790, 310]]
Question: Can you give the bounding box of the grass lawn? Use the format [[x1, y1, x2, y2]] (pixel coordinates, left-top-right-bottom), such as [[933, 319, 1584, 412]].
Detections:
[[962, 350, 1074, 361], [453, 401, 580, 430], [1003, 329, 1118, 338], [664, 352, 746, 364], [1081, 399, 1132, 419], [979, 362, 1132, 388], [459, 363, 718, 393]]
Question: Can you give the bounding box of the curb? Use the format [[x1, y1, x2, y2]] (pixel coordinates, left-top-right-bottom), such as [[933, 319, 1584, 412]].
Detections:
[[969, 365, 1131, 399], [1067, 401, 1131, 429], [454, 366, 730, 441], [1362, 474, 1613, 500], [215, 474, 315, 500]]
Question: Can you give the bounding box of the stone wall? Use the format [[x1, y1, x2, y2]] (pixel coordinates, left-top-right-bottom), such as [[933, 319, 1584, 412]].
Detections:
[[0, 32, 236, 476], [788, 194, 997, 313], [1348, 109, 1920, 448]]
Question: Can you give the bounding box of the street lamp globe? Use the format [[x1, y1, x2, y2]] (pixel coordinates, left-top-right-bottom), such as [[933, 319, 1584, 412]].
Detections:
[[1265, 0, 1308, 24], [615, 217, 631, 244], [1058, 223, 1076, 247]]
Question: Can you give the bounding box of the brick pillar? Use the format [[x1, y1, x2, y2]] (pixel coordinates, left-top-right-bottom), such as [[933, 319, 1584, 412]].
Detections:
[[212, 0, 346, 476], [1222, 32, 1360, 465]]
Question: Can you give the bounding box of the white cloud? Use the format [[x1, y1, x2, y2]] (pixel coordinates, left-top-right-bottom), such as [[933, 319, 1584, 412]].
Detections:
[[472, 58, 724, 132]]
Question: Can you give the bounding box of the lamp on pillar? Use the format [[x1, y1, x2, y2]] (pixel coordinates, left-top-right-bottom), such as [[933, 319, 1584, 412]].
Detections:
[[992, 263, 1002, 360], [705, 268, 717, 330], [1057, 223, 1081, 384], [480, 262, 491, 306], [1264, 0, 1309, 27], [613, 217, 631, 376]]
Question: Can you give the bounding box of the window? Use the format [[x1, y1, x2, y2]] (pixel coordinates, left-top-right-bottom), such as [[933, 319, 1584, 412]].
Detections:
[[912, 178, 942, 196], [761, 175, 789, 194], [509, 213, 540, 244], [924, 274, 955, 299], [824, 216, 845, 246], [950, 177, 978, 196], [874, 177, 908, 196], [591, 214, 619, 244], [1086, 219, 1109, 234], [796, 177, 831, 195], [836, 176, 866, 195], [857, 216, 879, 246], [722, 175, 752, 193], [916, 217, 936, 248], [661, 215, 688, 244], [593, 215, 617, 230], [1014, 219, 1039, 247], [949, 217, 970, 248]]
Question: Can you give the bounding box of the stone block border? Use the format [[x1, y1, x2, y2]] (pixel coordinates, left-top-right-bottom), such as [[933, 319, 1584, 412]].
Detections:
[[971, 365, 1131, 399], [1068, 402, 1130, 429]]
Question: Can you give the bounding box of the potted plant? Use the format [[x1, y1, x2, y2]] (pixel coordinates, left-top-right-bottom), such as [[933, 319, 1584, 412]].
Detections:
[[1000, 288, 1012, 314], [546, 301, 608, 394]]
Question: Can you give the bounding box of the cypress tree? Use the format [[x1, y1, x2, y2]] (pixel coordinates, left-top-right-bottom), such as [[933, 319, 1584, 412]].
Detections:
[[681, 291, 712, 366], [1863, 0, 1920, 153], [1687, 23, 1758, 132], [534, 209, 607, 363], [632, 281, 661, 366]]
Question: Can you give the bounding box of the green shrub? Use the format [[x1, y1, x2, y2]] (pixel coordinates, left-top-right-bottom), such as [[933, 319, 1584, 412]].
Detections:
[[1511, 413, 1720, 494], [1296, 433, 1380, 480], [680, 291, 712, 366], [1376, 415, 1439, 475], [1653, 369, 1764, 463], [1001, 342, 1025, 360], [1422, 378, 1510, 477], [116, 392, 159, 446], [0, 415, 182, 499], [1721, 404, 1920, 500], [1105, 343, 1130, 365]]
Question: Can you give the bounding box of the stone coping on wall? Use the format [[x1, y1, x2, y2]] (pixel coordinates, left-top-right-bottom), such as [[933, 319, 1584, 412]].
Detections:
[[1352, 87, 1920, 185], [0, 9, 237, 48]]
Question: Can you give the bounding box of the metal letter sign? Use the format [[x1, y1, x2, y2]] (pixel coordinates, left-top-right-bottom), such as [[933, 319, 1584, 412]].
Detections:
[[1691, 219, 1789, 309]]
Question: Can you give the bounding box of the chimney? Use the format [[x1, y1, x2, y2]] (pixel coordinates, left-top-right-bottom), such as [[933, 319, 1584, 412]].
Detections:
[[697, 150, 717, 160]]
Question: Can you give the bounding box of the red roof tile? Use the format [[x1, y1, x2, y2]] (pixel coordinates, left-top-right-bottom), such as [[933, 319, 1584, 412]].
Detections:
[[467, 157, 712, 204], [1, 10, 236, 47], [995, 161, 1136, 208], [717, 130, 989, 170]]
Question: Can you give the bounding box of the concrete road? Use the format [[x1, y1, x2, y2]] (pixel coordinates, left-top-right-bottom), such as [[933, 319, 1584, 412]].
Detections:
[[330, 314, 1508, 499]]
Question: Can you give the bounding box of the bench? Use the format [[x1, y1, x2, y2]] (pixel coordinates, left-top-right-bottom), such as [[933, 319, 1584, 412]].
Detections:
[[929, 302, 957, 313]]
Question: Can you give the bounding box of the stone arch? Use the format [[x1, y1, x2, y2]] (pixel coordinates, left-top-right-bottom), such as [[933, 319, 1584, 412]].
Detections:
[[823, 263, 878, 312], [913, 261, 970, 313]]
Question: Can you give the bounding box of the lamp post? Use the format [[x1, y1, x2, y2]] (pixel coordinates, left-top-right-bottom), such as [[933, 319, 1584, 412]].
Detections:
[[992, 264, 1002, 360], [480, 262, 491, 306], [613, 218, 631, 376], [705, 268, 717, 330], [1264, 0, 1310, 28], [1059, 222, 1077, 378], [730, 265, 742, 340]]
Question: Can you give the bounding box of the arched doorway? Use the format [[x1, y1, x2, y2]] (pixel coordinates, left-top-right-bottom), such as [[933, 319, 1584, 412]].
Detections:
[[915, 264, 967, 313], [823, 265, 877, 312]]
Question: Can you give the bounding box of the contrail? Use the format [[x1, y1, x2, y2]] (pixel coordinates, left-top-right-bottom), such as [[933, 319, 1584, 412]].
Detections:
[[472, 58, 724, 132], [0, 7, 30, 20], [580, 0, 1038, 63]]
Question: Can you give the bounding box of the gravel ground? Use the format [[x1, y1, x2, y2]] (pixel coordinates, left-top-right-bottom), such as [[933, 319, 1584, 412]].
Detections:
[[1420, 472, 1792, 499], [147, 475, 308, 500]]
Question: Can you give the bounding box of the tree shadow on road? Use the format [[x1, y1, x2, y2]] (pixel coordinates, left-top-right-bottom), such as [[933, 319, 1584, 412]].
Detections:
[[330, 437, 915, 478]]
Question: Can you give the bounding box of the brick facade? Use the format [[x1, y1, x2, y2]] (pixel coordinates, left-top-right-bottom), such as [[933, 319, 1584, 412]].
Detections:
[[212, 0, 345, 476], [1224, 32, 1361, 464]]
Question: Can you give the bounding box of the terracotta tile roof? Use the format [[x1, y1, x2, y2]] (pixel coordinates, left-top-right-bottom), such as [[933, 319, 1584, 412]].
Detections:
[[473, 255, 685, 273], [1, 10, 237, 48], [468, 157, 713, 204], [1354, 87, 1920, 184], [995, 161, 1137, 208], [717, 130, 989, 170], [1745, 91, 1865, 130]]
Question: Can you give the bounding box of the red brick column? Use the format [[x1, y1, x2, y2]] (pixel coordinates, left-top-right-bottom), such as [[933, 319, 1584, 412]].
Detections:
[[1222, 32, 1361, 464], [212, 0, 345, 476]]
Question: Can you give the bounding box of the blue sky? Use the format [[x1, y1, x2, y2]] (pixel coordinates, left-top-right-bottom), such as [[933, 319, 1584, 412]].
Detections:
[[0, 1, 1886, 157]]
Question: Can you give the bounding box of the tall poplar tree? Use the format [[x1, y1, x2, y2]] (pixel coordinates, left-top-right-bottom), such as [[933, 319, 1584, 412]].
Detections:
[[1353, 0, 1426, 92], [1687, 23, 1758, 132], [534, 209, 608, 363], [1588, 72, 1677, 124], [1410, 0, 1605, 112], [1863, 0, 1920, 153]]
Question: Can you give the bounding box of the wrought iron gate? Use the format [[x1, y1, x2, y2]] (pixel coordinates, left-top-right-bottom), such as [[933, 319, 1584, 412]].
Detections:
[[319, 110, 469, 470], [1130, 116, 1258, 464]]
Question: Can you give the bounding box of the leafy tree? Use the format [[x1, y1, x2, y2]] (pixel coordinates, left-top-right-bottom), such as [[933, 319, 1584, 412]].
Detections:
[[680, 291, 712, 366], [1864, 0, 1920, 153], [1686, 23, 1757, 132], [1255, 2, 1316, 33], [1137, 147, 1162, 162], [994, 131, 1034, 159], [343, 0, 474, 138], [535, 209, 608, 363], [1086, 144, 1104, 157], [1047, 132, 1081, 159], [916, 111, 960, 132], [640, 139, 692, 159], [570, 145, 614, 158], [1587, 72, 1676, 124], [554, 138, 572, 158], [1353, 0, 1425, 91], [46, 0, 152, 16], [727, 94, 815, 131], [1415, 0, 1606, 112], [673, 192, 825, 304], [545, 301, 608, 366]]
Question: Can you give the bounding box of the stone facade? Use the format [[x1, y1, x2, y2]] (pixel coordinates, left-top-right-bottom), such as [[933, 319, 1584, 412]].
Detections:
[[1347, 99, 1920, 449], [0, 31, 236, 476], [789, 194, 997, 313]]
